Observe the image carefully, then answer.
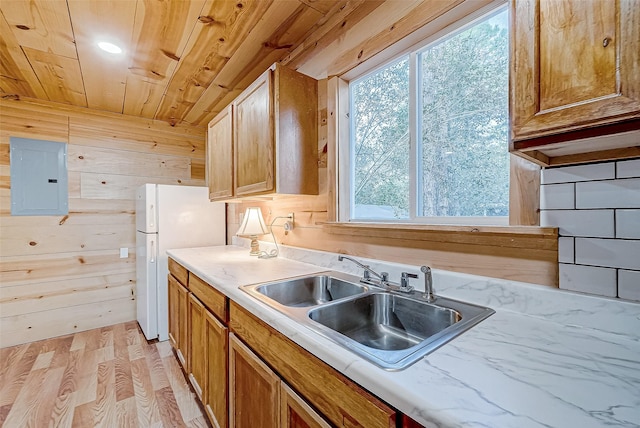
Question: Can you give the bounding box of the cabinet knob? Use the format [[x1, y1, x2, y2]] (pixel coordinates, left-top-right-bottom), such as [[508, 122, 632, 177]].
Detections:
[[603, 37, 611, 47]]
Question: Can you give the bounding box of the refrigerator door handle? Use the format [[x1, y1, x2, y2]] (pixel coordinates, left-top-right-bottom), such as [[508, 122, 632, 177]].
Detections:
[[150, 239, 156, 263], [149, 204, 155, 229]]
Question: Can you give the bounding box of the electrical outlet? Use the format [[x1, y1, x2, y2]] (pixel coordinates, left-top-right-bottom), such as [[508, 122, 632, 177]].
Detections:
[[119, 247, 128, 258]]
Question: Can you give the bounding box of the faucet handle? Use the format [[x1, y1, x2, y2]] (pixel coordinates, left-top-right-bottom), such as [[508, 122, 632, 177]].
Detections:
[[400, 272, 418, 288], [381, 272, 389, 282]]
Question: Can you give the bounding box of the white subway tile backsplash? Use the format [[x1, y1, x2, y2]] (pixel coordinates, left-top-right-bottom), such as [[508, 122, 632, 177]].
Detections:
[[576, 178, 640, 209], [575, 238, 640, 270], [558, 237, 574, 263], [540, 183, 574, 210], [616, 209, 640, 239], [617, 159, 640, 179], [540, 210, 614, 238], [618, 270, 640, 301], [559, 263, 617, 297], [541, 163, 615, 184]]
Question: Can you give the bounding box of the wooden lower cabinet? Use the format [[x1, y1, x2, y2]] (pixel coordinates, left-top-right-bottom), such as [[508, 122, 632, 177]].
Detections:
[[281, 383, 331, 428], [189, 294, 206, 400], [168, 274, 189, 370], [229, 333, 280, 427], [205, 310, 228, 428], [228, 333, 329, 428], [168, 259, 410, 428]]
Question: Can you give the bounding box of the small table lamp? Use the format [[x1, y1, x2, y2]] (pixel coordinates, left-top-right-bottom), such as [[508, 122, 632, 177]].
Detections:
[[236, 207, 268, 256]]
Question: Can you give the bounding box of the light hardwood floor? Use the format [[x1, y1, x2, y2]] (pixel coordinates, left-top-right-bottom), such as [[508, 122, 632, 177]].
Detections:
[[0, 321, 208, 427]]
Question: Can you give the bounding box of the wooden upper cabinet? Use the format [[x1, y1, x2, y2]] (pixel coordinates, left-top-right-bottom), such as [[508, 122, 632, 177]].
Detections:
[[510, 0, 640, 166], [230, 63, 318, 198], [207, 105, 233, 201], [234, 68, 274, 196]]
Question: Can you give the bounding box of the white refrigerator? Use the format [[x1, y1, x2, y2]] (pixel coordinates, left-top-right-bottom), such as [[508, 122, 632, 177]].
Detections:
[[136, 184, 225, 341]]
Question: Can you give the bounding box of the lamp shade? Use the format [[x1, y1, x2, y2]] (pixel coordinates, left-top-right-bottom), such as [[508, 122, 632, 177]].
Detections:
[[236, 207, 268, 236]]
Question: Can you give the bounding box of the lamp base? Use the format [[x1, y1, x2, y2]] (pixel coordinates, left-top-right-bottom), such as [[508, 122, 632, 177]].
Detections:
[[249, 236, 260, 256]]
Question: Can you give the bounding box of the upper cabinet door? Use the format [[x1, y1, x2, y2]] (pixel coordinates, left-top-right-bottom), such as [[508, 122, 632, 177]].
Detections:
[[233, 68, 274, 197], [207, 105, 233, 201], [511, 0, 640, 141]]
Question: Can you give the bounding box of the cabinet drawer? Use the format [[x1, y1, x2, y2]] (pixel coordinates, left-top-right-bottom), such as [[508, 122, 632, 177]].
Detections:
[[168, 258, 188, 287], [189, 273, 228, 323]]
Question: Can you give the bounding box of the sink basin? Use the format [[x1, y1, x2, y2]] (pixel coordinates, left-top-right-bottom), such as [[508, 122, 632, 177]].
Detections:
[[308, 293, 461, 351], [249, 274, 367, 307], [241, 272, 494, 370], [307, 292, 493, 369]]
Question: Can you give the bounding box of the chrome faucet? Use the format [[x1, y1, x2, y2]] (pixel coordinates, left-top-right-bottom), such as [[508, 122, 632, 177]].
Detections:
[[421, 265, 436, 302], [337, 255, 416, 293], [337, 255, 385, 283]]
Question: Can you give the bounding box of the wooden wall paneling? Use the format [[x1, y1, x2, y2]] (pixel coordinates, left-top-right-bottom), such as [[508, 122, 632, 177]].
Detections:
[[154, 0, 273, 124], [67, 145, 191, 179], [3, 97, 206, 139], [124, 0, 206, 119], [0, 296, 135, 349], [191, 158, 206, 181], [69, 121, 205, 159], [21, 47, 86, 106], [509, 154, 540, 226], [0, 223, 134, 257], [66, 0, 136, 113], [0, 273, 134, 317], [0, 98, 207, 348], [78, 172, 204, 200], [0, 249, 135, 288], [0, 104, 68, 142], [0, 10, 48, 99]]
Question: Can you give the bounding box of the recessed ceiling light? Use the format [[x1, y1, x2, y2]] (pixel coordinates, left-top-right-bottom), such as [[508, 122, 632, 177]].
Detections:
[[98, 42, 122, 54]]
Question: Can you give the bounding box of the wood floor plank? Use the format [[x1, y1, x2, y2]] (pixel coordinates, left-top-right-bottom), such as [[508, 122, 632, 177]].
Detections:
[[187, 415, 210, 428], [51, 348, 84, 427], [32, 350, 56, 371], [128, 343, 145, 361], [115, 396, 138, 428], [155, 385, 187, 427], [93, 360, 117, 427], [145, 341, 171, 391], [113, 323, 135, 402], [2, 366, 65, 427], [156, 340, 173, 358], [0, 405, 9, 426], [72, 400, 95, 428], [50, 349, 83, 428], [131, 354, 162, 426], [0, 343, 36, 406], [0, 322, 206, 428]]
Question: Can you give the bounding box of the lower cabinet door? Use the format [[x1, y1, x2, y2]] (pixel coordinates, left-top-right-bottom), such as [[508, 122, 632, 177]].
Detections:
[[229, 333, 280, 428], [281, 383, 331, 428], [168, 274, 189, 369], [188, 294, 206, 400], [205, 310, 228, 428]]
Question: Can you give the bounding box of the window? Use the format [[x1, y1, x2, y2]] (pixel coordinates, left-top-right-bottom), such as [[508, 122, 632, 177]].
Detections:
[[348, 8, 509, 224]]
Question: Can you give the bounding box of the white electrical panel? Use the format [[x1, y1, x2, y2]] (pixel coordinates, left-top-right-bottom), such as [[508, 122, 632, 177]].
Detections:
[[10, 137, 69, 216]]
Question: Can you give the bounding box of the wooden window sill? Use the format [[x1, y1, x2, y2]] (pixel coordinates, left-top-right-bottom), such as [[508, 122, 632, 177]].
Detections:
[[322, 222, 558, 251]]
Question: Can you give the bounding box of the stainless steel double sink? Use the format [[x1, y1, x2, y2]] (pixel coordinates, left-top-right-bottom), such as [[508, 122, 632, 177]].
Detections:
[[242, 272, 494, 370]]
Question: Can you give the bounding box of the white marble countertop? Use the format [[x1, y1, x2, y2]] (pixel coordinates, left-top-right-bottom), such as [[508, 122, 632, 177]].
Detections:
[[167, 245, 640, 428]]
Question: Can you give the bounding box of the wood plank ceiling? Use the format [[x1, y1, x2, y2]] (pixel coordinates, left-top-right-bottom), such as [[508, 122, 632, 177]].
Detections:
[[0, 0, 365, 127]]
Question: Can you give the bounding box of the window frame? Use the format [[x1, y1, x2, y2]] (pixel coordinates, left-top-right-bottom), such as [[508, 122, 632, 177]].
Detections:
[[340, 3, 510, 226]]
